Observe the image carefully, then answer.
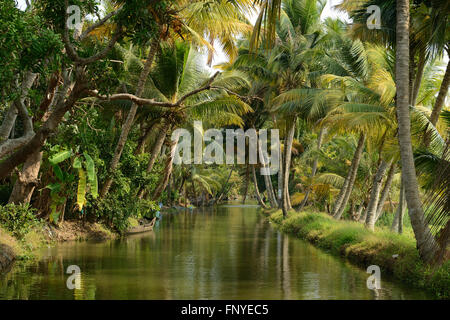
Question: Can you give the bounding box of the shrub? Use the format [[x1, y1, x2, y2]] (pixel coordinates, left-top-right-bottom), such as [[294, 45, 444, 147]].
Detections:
[[0, 204, 41, 239]]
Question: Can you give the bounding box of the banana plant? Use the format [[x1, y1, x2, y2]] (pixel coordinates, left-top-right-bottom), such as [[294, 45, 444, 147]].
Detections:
[[46, 149, 98, 224]]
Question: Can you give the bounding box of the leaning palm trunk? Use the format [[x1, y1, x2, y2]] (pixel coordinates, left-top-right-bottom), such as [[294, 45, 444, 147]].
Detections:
[[331, 169, 351, 216], [396, 0, 437, 263], [215, 167, 234, 204], [252, 165, 268, 209], [365, 160, 390, 231], [374, 162, 397, 221], [411, 49, 426, 107], [429, 59, 450, 128], [135, 119, 158, 155], [354, 203, 365, 221], [137, 122, 170, 199], [101, 39, 159, 198], [146, 121, 169, 173], [282, 117, 296, 217], [298, 127, 326, 211], [333, 133, 366, 220], [152, 136, 178, 200], [258, 139, 278, 208], [424, 59, 450, 147]]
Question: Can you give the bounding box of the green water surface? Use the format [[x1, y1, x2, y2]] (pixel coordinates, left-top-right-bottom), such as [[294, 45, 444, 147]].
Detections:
[[0, 204, 431, 299]]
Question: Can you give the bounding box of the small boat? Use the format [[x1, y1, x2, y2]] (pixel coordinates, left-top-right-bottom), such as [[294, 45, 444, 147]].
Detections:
[[125, 217, 157, 235]]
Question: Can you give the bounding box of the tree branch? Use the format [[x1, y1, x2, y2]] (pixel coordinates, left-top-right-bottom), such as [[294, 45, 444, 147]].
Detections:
[[176, 72, 220, 104], [63, 0, 122, 65], [79, 7, 123, 41]]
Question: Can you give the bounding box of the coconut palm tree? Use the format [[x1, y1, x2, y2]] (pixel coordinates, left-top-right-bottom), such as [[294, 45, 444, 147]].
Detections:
[[133, 41, 251, 200], [264, 0, 327, 217], [101, 0, 254, 198], [396, 0, 437, 264]]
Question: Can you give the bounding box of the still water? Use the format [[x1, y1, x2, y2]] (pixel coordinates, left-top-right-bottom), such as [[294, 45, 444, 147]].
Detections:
[[0, 204, 431, 299]]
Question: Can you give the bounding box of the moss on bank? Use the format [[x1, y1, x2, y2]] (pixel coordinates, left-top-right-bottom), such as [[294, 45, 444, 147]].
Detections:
[[0, 226, 48, 272], [264, 209, 450, 299]]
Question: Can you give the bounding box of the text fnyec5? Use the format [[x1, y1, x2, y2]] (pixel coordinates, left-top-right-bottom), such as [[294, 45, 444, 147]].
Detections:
[[172, 121, 280, 176]]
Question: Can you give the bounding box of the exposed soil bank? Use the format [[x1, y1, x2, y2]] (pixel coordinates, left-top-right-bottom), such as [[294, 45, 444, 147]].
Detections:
[[263, 209, 450, 299], [47, 221, 116, 242]]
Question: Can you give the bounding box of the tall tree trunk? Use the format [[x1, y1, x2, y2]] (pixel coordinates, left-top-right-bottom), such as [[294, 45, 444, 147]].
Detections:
[[242, 164, 250, 204], [100, 39, 159, 198], [277, 140, 283, 207], [252, 165, 268, 209], [135, 120, 158, 155], [298, 127, 326, 211], [333, 133, 366, 220], [146, 121, 169, 173], [137, 123, 169, 199], [331, 167, 351, 216], [354, 203, 365, 221], [375, 162, 397, 221], [258, 139, 278, 208], [152, 137, 177, 200], [8, 151, 43, 204], [429, 59, 450, 127], [396, 0, 437, 263], [411, 49, 426, 107], [6, 72, 46, 205], [215, 167, 234, 204], [365, 160, 390, 231], [282, 117, 296, 217], [391, 179, 406, 233]]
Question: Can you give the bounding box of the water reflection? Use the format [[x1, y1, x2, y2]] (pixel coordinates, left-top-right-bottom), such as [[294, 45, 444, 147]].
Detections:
[[0, 204, 431, 300]]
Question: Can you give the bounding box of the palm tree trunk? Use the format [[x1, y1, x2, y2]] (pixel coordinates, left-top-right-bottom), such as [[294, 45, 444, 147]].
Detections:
[[215, 167, 234, 204], [100, 39, 159, 198], [152, 138, 177, 200], [242, 164, 250, 204], [429, 59, 450, 126], [281, 117, 296, 217], [333, 133, 366, 220], [354, 203, 365, 221], [137, 123, 169, 199], [331, 168, 351, 216], [258, 139, 278, 208], [252, 165, 268, 209], [146, 121, 169, 173], [375, 162, 397, 221], [277, 141, 283, 207], [135, 120, 158, 155], [396, 0, 437, 263], [391, 179, 406, 233], [411, 49, 426, 107], [298, 127, 326, 211], [365, 160, 390, 231]]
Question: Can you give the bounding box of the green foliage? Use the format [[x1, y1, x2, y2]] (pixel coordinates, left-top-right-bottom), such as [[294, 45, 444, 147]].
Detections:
[[96, 197, 158, 233], [0, 0, 63, 104], [0, 204, 41, 239], [45, 146, 99, 223]]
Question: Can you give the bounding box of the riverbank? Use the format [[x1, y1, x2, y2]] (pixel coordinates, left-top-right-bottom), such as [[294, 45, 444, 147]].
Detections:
[[0, 220, 116, 273], [263, 209, 450, 299]]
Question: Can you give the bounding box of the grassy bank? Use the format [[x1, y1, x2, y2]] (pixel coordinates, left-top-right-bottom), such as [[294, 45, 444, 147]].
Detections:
[[263, 209, 450, 299], [0, 225, 45, 272]]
